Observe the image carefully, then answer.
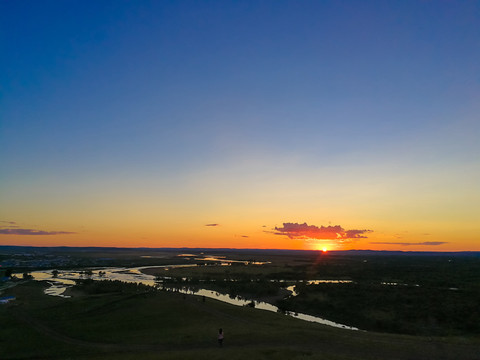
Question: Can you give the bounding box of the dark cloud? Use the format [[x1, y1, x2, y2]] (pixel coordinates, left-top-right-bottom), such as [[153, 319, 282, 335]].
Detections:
[[370, 241, 447, 246], [345, 230, 370, 239], [271, 222, 372, 241], [205, 223, 219, 227], [0, 228, 76, 235]]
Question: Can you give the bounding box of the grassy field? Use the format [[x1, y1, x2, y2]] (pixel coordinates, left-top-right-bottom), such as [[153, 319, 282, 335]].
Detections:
[[1, 281, 479, 360]]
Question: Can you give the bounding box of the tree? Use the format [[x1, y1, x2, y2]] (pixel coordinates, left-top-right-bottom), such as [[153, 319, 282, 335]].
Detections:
[[23, 272, 33, 280]]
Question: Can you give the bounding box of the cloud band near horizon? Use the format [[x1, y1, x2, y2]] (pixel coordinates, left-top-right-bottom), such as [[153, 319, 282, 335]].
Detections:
[[0, 228, 76, 235], [370, 241, 447, 246], [272, 222, 372, 242]]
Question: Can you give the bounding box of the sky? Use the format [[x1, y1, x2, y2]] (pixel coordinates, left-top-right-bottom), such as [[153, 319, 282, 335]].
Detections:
[[1, 0, 479, 251]]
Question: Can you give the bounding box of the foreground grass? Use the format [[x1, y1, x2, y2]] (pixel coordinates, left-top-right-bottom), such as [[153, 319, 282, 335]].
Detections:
[[1, 281, 479, 360]]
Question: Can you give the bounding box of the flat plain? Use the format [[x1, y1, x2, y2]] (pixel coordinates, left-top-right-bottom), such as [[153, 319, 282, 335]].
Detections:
[[1, 248, 479, 359]]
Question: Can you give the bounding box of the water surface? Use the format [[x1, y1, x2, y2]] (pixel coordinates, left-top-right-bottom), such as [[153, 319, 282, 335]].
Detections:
[[18, 266, 358, 331]]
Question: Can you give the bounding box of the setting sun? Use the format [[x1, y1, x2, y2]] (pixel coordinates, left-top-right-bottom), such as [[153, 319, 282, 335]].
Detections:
[[322, 247, 328, 252]]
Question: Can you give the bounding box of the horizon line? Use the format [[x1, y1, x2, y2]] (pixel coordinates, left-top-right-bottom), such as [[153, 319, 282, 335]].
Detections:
[[0, 244, 479, 254]]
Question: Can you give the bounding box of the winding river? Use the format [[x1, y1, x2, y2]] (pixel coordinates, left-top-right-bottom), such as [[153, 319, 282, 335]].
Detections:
[[16, 266, 359, 331]]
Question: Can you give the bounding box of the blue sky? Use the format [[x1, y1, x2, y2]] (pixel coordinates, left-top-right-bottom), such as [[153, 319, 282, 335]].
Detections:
[[1, 1, 479, 250]]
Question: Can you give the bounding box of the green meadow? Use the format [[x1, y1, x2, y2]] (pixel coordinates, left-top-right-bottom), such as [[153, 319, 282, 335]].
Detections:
[[1, 280, 479, 360]]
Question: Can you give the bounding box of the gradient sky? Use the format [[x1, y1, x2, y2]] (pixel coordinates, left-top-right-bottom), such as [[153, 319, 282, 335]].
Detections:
[[1, 1, 479, 251]]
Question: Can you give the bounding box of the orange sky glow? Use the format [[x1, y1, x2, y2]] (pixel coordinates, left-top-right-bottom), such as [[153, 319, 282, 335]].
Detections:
[[1, 2, 479, 252]]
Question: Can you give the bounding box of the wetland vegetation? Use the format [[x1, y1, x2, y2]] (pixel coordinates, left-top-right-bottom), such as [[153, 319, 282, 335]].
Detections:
[[1, 246, 480, 359]]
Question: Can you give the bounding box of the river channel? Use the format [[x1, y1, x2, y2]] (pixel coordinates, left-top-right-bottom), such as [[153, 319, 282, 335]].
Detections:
[[18, 265, 359, 331]]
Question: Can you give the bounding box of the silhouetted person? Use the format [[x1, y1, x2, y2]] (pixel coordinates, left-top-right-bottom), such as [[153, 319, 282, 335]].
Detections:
[[218, 328, 224, 347]]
